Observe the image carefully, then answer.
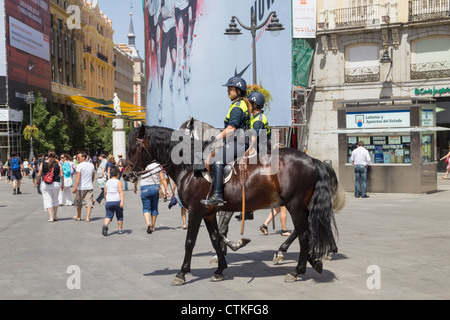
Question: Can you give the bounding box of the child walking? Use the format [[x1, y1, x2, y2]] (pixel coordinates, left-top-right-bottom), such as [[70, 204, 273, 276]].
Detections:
[[102, 166, 124, 236]]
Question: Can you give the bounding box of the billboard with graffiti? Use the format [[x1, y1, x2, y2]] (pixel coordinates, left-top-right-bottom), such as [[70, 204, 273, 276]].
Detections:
[[144, 0, 292, 128]]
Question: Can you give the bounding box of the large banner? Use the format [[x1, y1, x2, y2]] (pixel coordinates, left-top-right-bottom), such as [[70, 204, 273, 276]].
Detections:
[[292, 0, 316, 38], [5, 0, 51, 111], [0, 0, 6, 105], [144, 0, 292, 128]]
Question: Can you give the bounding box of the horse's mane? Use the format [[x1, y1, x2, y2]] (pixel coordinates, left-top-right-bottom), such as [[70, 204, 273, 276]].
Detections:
[[129, 125, 209, 171]]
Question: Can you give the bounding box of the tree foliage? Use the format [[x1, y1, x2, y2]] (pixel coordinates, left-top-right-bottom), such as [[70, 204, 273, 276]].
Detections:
[[22, 92, 132, 157]]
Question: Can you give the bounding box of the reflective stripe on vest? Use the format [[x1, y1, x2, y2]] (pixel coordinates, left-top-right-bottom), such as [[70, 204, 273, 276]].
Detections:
[[250, 112, 271, 137], [224, 99, 249, 128]]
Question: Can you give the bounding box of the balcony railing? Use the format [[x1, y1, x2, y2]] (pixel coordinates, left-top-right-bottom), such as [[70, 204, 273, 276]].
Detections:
[[97, 52, 109, 63], [335, 5, 380, 28], [319, 3, 396, 30], [408, 0, 450, 22]]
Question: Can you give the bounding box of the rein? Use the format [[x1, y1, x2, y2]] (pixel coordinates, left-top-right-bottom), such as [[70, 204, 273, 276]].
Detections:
[[126, 136, 172, 180]]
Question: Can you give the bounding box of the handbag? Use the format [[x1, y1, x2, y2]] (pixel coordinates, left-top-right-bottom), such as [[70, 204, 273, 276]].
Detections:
[[97, 177, 106, 188], [446, 158, 448, 164], [43, 168, 54, 184], [64, 176, 73, 188]]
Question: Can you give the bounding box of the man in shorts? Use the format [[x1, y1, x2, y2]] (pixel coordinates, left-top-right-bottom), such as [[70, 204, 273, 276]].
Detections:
[[8, 151, 23, 195], [72, 153, 95, 221]]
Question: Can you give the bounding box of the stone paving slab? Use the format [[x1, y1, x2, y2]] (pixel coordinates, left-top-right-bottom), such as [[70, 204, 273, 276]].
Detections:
[[1, 174, 450, 300]]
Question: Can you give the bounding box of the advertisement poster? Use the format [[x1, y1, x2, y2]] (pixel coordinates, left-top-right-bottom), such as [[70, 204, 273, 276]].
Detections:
[[292, 0, 316, 38], [0, 0, 6, 105], [5, 0, 51, 111], [144, 0, 292, 128]]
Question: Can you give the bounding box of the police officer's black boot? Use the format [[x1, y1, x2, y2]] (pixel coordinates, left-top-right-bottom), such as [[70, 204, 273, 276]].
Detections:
[[201, 163, 225, 207]]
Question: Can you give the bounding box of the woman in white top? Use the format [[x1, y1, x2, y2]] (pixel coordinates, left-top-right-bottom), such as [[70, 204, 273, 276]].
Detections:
[[133, 161, 170, 234], [102, 166, 124, 236]]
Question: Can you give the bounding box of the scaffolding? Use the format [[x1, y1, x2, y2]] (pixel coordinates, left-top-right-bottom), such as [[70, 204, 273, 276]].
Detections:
[[0, 111, 23, 162], [290, 85, 313, 151]]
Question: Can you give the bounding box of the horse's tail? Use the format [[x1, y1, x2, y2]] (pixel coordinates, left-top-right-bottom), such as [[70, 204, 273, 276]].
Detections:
[[308, 158, 341, 260]]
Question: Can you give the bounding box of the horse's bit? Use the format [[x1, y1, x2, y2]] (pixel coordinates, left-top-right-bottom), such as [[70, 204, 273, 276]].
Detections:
[[125, 136, 154, 180]]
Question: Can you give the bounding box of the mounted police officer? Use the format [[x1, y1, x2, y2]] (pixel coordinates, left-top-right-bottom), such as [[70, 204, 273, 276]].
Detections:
[[247, 91, 271, 153], [201, 76, 251, 207]]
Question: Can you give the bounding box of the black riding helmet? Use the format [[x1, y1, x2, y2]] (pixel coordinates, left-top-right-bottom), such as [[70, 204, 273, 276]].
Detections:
[[223, 76, 247, 95], [247, 91, 265, 109]]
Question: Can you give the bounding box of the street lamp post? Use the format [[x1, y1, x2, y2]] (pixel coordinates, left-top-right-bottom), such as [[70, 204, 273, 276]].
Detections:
[[224, 11, 284, 84], [25, 92, 35, 163]]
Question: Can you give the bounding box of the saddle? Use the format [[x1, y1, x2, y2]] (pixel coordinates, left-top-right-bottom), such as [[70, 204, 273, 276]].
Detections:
[[196, 150, 257, 185]]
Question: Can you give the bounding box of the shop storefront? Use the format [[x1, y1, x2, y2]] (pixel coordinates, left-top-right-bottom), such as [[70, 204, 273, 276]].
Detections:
[[330, 99, 449, 193], [414, 86, 450, 172]]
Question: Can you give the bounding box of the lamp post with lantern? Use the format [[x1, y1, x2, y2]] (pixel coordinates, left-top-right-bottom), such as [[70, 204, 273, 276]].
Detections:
[[224, 12, 285, 84]]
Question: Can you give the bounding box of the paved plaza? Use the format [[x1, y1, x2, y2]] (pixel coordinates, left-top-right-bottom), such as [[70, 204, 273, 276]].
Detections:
[[0, 173, 450, 300]]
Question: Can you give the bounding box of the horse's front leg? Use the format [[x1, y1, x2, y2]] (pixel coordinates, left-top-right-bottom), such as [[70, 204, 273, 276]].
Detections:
[[203, 213, 228, 282], [218, 211, 251, 253], [171, 210, 203, 286]]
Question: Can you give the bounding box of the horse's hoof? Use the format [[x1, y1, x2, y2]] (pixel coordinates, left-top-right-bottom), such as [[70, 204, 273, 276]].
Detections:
[[209, 255, 218, 264], [238, 238, 251, 248], [209, 274, 224, 282], [273, 253, 284, 265], [171, 277, 185, 286], [313, 261, 323, 274], [284, 272, 297, 283]]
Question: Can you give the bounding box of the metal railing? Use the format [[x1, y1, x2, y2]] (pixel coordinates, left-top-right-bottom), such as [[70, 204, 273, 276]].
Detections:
[[335, 4, 380, 28], [408, 0, 450, 21]]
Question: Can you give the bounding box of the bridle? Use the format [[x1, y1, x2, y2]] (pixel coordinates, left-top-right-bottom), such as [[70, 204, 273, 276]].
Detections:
[[125, 134, 171, 181], [125, 135, 154, 180]]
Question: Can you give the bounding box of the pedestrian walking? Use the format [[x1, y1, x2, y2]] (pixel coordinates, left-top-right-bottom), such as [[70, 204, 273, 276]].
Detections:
[[8, 151, 23, 195], [105, 154, 116, 180], [169, 181, 187, 229], [102, 165, 124, 236], [72, 153, 95, 221], [259, 206, 291, 236], [440, 145, 450, 179], [36, 151, 64, 222], [351, 141, 372, 198], [133, 161, 170, 234], [58, 154, 74, 206], [94, 154, 107, 204], [23, 158, 29, 177], [117, 154, 128, 191]]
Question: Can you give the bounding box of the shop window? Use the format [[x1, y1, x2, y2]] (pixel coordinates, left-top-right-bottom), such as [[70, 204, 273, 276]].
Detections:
[[347, 135, 411, 164]]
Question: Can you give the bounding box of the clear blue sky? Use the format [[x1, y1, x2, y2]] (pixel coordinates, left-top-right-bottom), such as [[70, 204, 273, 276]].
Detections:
[[96, 0, 145, 58]]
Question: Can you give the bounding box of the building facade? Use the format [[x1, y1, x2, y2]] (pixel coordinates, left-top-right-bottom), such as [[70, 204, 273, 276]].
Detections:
[[113, 44, 134, 105], [116, 12, 145, 124], [308, 0, 450, 191], [50, 0, 86, 120], [82, 0, 115, 104]]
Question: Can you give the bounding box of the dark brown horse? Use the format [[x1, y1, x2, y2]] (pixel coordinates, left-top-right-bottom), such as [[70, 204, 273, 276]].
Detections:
[[123, 124, 344, 285]]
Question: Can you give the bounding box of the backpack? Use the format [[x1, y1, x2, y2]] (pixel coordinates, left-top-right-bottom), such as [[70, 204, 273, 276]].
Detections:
[[43, 165, 54, 184], [10, 157, 20, 170]]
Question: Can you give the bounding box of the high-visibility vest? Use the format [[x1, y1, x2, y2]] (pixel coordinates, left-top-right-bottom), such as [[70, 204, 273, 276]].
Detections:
[[224, 99, 249, 129], [250, 111, 271, 139]]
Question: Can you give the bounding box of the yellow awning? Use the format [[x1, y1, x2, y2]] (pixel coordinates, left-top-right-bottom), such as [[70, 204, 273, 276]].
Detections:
[[69, 95, 146, 121]]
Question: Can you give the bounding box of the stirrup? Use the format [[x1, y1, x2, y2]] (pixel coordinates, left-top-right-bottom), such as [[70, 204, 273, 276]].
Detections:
[[200, 194, 225, 207]]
